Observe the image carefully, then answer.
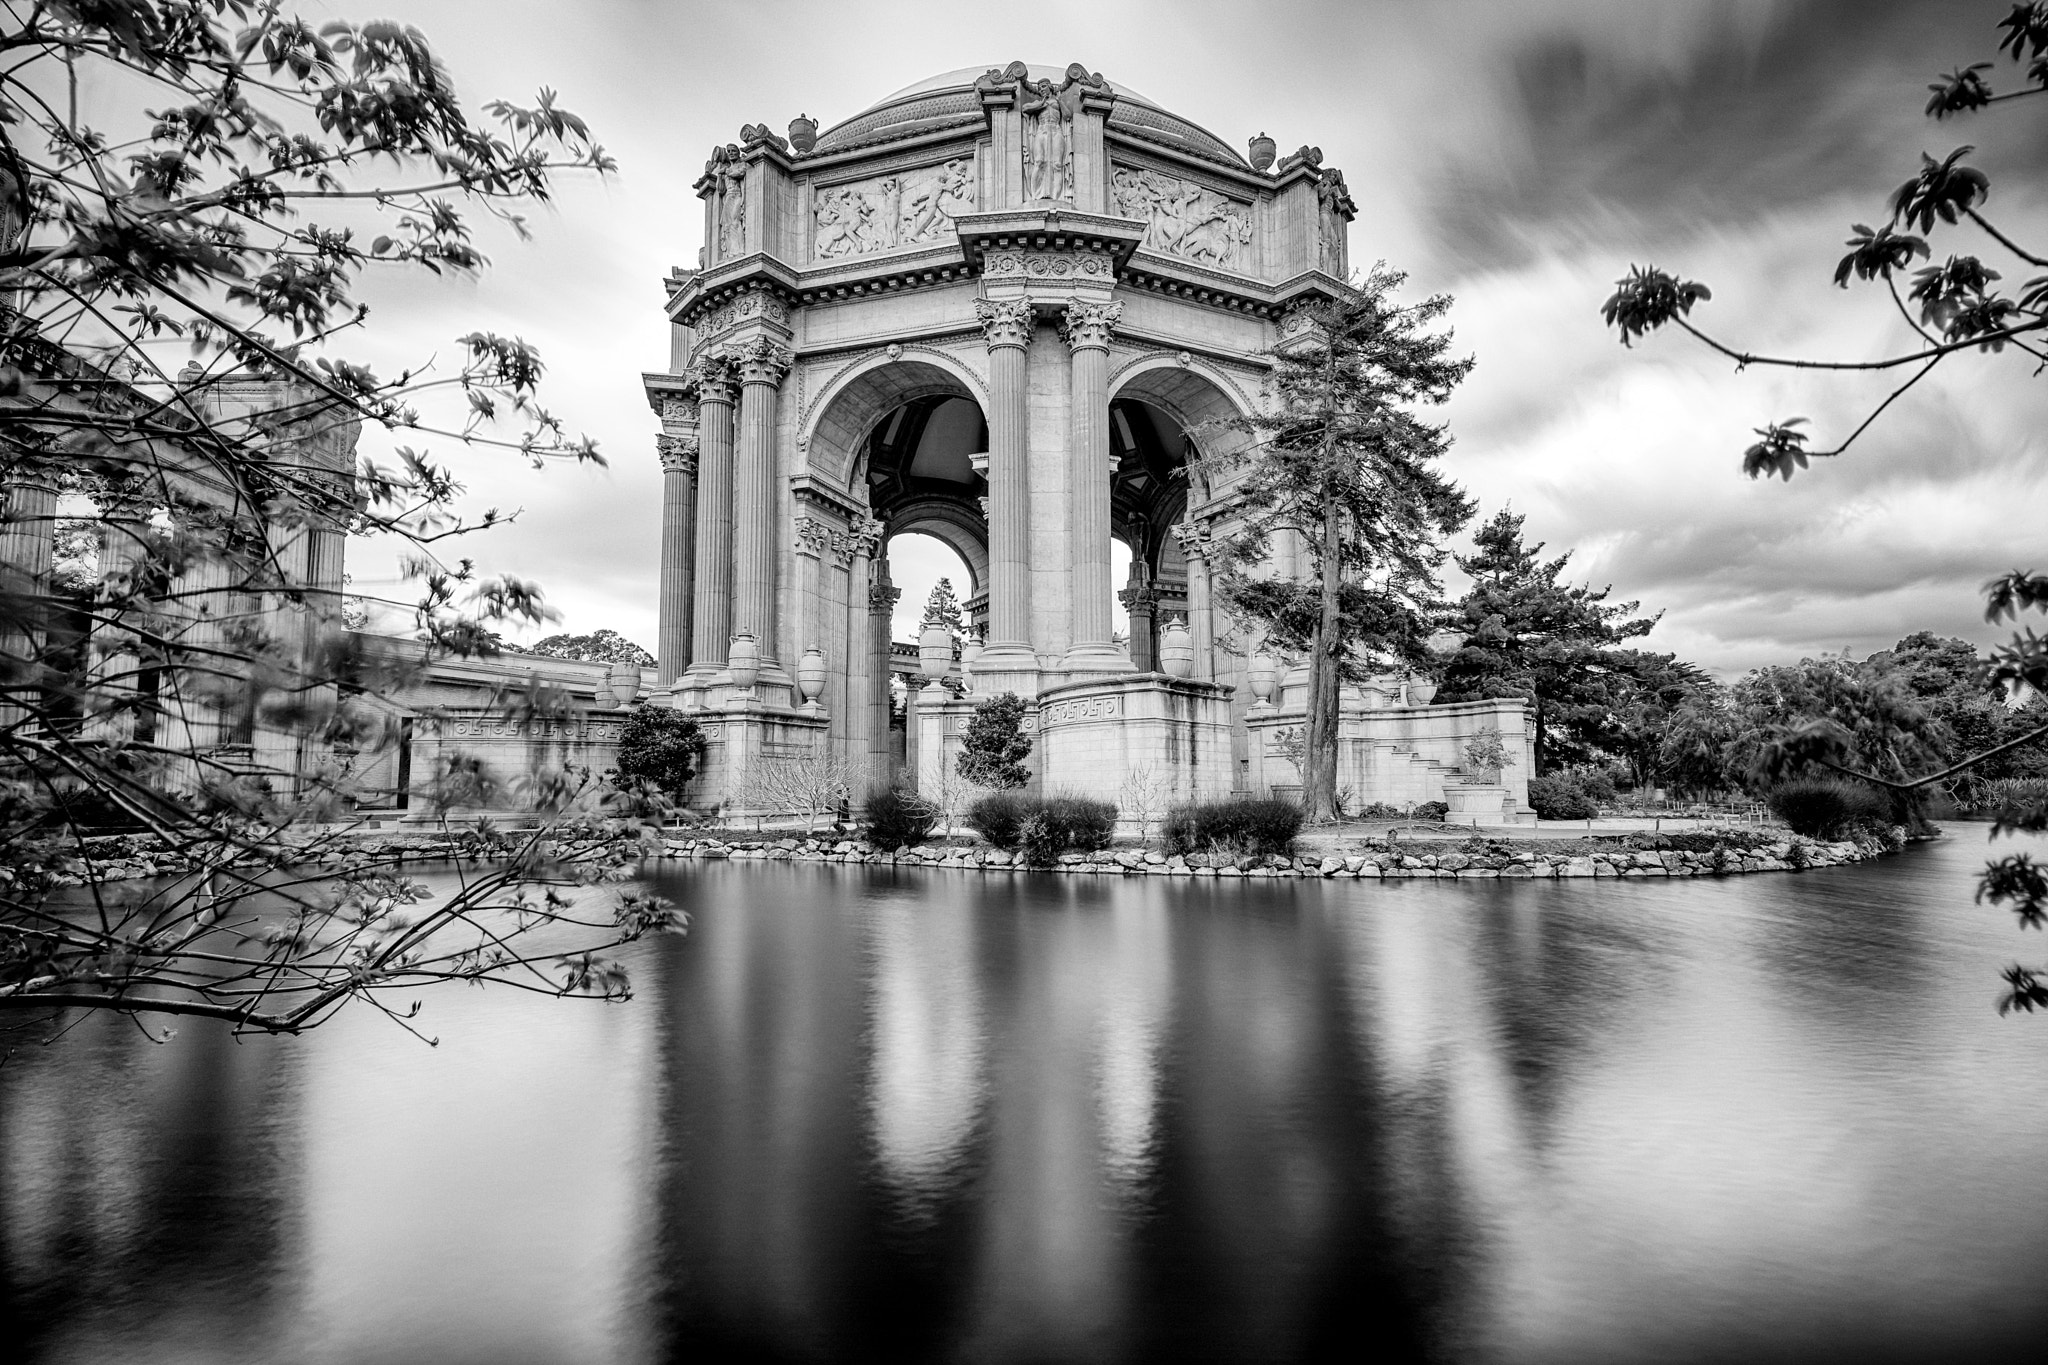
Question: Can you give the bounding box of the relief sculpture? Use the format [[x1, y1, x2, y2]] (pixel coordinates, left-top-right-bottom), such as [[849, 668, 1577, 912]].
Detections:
[[814, 159, 977, 259], [1111, 166, 1254, 272]]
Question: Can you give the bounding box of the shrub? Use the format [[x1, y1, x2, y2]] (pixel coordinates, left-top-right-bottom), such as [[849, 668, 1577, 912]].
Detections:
[[1414, 800, 1449, 823], [1360, 801, 1405, 820], [609, 705, 707, 802], [1004, 794, 1118, 865], [957, 692, 1033, 789], [1163, 797, 1303, 858], [1767, 778, 1893, 840], [966, 791, 1032, 849], [1528, 774, 1599, 820], [861, 786, 938, 849]]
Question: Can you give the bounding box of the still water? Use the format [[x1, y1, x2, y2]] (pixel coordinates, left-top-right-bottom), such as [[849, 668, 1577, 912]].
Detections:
[[4, 829, 2047, 1364]]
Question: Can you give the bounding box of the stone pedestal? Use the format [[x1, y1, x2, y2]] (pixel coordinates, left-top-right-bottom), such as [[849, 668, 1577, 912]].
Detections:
[[1035, 675, 1235, 806]]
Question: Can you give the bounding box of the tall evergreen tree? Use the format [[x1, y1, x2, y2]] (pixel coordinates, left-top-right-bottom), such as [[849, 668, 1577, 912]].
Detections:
[[1436, 509, 1659, 772], [1209, 266, 1474, 821]]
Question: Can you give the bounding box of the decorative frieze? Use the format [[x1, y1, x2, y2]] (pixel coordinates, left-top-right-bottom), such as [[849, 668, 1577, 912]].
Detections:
[[694, 288, 788, 338], [1060, 299, 1122, 352], [983, 251, 1114, 282], [814, 159, 977, 259], [975, 298, 1035, 349], [659, 392, 699, 427], [1111, 165, 1254, 272]]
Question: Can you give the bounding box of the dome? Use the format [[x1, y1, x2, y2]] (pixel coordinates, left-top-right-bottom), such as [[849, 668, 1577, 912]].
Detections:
[[811, 66, 1248, 170]]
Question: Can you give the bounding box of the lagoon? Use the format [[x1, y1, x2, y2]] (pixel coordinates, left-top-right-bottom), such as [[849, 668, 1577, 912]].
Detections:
[[3, 828, 2045, 1364]]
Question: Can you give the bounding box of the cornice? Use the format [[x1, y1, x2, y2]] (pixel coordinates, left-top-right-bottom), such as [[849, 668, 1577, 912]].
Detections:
[[798, 124, 985, 177], [951, 209, 1148, 272], [667, 254, 801, 325], [789, 472, 869, 522], [1104, 130, 1271, 195]]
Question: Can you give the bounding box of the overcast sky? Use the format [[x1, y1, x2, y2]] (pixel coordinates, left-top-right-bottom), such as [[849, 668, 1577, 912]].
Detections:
[[305, 0, 2046, 674]]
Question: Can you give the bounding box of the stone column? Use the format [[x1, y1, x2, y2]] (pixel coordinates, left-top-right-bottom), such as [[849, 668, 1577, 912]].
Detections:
[[0, 461, 58, 727], [975, 299, 1037, 682], [1060, 299, 1127, 675], [1173, 520, 1217, 681], [656, 433, 697, 686], [844, 518, 882, 776], [733, 338, 791, 679], [1119, 582, 1160, 673], [868, 566, 900, 778], [687, 353, 738, 677]]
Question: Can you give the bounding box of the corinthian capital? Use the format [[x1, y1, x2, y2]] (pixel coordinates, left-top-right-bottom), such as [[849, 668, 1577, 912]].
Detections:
[[975, 298, 1035, 350], [1059, 299, 1122, 352], [688, 350, 740, 404], [735, 337, 793, 386], [657, 433, 698, 475], [1171, 519, 1210, 559]]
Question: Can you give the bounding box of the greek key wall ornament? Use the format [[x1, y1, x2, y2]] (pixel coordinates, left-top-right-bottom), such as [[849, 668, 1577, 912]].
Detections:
[[975, 298, 1035, 349], [1060, 298, 1122, 352], [656, 433, 699, 475]]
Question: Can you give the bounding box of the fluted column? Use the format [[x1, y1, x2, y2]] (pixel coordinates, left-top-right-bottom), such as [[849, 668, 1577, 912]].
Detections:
[[687, 353, 738, 676], [844, 518, 882, 776], [869, 566, 900, 778], [733, 338, 791, 679], [1060, 298, 1127, 675], [656, 433, 697, 685], [0, 461, 58, 727], [1119, 582, 1160, 673], [1173, 520, 1217, 681], [975, 299, 1036, 683]]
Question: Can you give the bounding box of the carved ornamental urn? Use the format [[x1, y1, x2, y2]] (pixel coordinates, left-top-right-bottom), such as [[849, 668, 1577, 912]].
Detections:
[[1248, 131, 1276, 172], [918, 622, 954, 686], [609, 659, 642, 707], [727, 631, 760, 692], [1407, 675, 1438, 706], [787, 113, 818, 154], [796, 647, 827, 712], [1158, 616, 1194, 679], [1248, 652, 1278, 709]]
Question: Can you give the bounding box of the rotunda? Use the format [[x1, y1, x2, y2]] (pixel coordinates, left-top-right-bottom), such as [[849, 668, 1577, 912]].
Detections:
[[643, 62, 1532, 819]]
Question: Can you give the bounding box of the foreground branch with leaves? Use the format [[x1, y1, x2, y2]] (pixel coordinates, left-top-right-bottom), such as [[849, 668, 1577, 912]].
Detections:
[[0, 1, 682, 1039], [1601, 3, 2048, 1012]]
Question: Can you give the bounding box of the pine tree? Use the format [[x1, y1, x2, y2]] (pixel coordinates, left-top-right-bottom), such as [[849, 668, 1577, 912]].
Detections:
[[1436, 509, 1659, 772], [1209, 266, 1474, 821], [922, 578, 964, 634]]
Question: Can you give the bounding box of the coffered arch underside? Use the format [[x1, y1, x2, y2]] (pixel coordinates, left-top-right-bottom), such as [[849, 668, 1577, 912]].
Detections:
[[798, 344, 990, 492]]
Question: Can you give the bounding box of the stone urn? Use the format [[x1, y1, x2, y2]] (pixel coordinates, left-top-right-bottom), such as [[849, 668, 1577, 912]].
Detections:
[[1159, 616, 1194, 679], [1248, 652, 1278, 708], [594, 678, 617, 710], [959, 634, 984, 692], [918, 621, 953, 686], [795, 647, 827, 712], [609, 659, 642, 708], [727, 630, 759, 693], [787, 113, 817, 154], [1408, 675, 1438, 706], [1248, 131, 1277, 172]]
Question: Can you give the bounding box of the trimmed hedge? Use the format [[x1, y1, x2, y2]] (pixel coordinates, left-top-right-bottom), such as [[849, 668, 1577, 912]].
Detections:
[[967, 792, 1116, 860], [1766, 778, 1893, 840], [1528, 775, 1599, 820], [1163, 797, 1304, 859], [861, 787, 938, 849]]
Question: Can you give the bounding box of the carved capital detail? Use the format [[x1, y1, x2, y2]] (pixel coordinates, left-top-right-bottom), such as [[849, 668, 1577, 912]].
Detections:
[[689, 350, 740, 404], [656, 433, 699, 475], [792, 512, 832, 558], [1172, 520, 1211, 559], [1118, 585, 1163, 612], [869, 581, 903, 613], [659, 392, 700, 427], [1060, 298, 1122, 352], [736, 338, 793, 387], [848, 515, 886, 560], [975, 298, 1035, 350]]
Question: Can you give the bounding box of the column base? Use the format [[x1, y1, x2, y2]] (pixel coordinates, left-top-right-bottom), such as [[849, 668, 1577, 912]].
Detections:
[[1059, 640, 1133, 679], [972, 642, 1042, 698]]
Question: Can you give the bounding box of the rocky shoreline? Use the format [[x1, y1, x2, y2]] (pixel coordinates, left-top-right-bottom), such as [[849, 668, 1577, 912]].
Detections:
[[47, 825, 1896, 888]]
